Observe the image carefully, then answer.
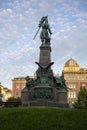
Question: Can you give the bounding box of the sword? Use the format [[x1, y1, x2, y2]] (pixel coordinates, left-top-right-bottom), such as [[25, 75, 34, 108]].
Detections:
[[33, 27, 40, 40]]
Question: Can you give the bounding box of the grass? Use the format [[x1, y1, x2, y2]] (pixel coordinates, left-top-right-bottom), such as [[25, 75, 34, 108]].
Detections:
[[0, 107, 87, 130]]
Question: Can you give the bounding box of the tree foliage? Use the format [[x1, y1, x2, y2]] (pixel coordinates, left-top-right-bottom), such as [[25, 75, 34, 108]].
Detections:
[[73, 87, 87, 109], [0, 86, 1, 93], [0, 86, 3, 102], [7, 97, 21, 102]]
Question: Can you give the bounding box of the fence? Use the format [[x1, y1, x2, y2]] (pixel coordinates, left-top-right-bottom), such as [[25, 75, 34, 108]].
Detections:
[[0, 102, 21, 107]]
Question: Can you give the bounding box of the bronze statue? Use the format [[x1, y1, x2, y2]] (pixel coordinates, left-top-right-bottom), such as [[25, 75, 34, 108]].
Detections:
[[39, 16, 52, 44], [25, 76, 31, 88], [33, 16, 52, 45], [25, 76, 34, 88]]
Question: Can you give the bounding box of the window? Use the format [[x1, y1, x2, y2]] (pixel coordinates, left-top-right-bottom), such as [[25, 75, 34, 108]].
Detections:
[[16, 84, 20, 89], [81, 76, 85, 80], [69, 68, 73, 71], [68, 75, 76, 80], [22, 84, 25, 89], [68, 84, 76, 89], [81, 84, 86, 87], [15, 92, 19, 97], [68, 91, 76, 98]]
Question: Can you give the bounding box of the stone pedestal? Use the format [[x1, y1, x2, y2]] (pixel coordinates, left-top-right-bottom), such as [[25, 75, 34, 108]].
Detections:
[[21, 91, 29, 106], [21, 44, 69, 107], [39, 45, 51, 66]]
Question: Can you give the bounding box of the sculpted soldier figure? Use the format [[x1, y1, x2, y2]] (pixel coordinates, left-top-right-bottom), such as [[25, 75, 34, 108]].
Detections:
[[25, 76, 34, 88], [39, 16, 52, 44], [33, 16, 52, 45]]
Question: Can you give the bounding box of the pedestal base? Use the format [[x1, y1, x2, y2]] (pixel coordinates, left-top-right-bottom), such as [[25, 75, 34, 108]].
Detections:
[[21, 87, 69, 108], [22, 100, 69, 108]]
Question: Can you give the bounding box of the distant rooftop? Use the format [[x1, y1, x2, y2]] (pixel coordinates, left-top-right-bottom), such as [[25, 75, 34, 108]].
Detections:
[[80, 68, 87, 71], [13, 77, 25, 80]]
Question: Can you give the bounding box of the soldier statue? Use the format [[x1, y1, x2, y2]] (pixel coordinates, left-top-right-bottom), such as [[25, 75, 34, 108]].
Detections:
[[39, 16, 52, 44], [33, 16, 52, 45]]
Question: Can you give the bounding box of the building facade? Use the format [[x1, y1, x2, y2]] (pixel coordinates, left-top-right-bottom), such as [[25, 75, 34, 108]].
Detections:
[[63, 58, 87, 104], [0, 83, 12, 101], [12, 77, 26, 98], [12, 76, 35, 98]]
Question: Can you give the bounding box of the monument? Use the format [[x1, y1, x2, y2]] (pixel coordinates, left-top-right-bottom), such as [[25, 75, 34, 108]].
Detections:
[[21, 16, 69, 107]]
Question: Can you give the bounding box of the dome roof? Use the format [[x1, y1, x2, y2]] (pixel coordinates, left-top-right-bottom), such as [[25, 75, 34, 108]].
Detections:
[[64, 58, 79, 67]]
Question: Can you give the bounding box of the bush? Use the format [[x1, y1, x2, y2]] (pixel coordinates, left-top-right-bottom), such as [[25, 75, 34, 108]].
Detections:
[[4, 97, 21, 107], [0, 99, 2, 102], [7, 97, 21, 102], [73, 87, 87, 109], [0, 87, 3, 102]]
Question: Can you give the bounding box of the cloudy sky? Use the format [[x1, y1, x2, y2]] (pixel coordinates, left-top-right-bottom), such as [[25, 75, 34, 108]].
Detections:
[[0, 0, 87, 89]]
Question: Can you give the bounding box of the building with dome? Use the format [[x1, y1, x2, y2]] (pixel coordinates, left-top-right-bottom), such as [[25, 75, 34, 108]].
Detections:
[[63, 58, 87, 104]]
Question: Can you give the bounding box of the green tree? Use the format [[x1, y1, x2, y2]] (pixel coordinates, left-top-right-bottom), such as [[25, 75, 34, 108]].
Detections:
[[7, 97, 21, 102], [0, 84, 3, 102], [0, 86, 1, 93], [73, 87, 87, 108]]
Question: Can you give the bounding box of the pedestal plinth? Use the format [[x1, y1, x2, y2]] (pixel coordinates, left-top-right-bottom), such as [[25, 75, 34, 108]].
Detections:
[[39, 45, 51, 66]]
